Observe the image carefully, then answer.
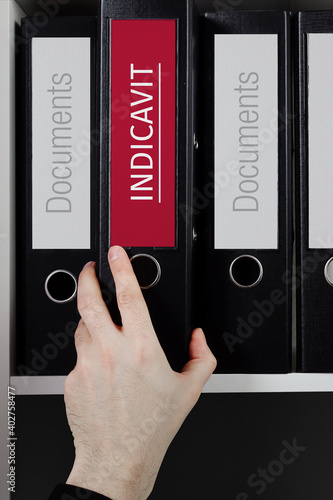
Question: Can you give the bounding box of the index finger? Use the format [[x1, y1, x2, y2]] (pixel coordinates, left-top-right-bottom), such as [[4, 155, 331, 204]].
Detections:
[[77, 261, 119, 339], [108, 246, 152, 332]]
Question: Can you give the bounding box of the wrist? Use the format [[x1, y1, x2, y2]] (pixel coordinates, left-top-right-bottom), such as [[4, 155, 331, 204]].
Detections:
[[66, 459, 147, 500]]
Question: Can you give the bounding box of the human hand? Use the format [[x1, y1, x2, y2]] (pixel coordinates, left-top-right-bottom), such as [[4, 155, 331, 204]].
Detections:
[[65, 246, 217, 500]]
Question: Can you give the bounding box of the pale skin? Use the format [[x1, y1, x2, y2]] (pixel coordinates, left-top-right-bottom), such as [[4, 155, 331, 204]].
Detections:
[[65, 246, 217, 500]]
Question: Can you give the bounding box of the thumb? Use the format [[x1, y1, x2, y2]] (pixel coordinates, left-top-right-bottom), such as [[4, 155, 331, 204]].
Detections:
[[180, 328, 217, 392]]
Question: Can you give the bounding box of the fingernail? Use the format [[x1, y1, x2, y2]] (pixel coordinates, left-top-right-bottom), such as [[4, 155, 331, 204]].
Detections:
[[109, 247, 119, 262], [83, 261, 95, 269]]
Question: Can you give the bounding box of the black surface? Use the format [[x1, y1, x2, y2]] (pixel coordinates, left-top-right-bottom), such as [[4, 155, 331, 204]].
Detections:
[[295, 11, 333, 373], [198, 11, 293, 373], [98, 0, 199, 373], [13, 393, 333, 500], [17, 16, 98, 375]]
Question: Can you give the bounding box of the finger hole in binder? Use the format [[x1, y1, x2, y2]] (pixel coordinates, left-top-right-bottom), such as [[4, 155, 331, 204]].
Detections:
[[45, 270, 78, 304], [229, 255, 263, 289], [324, 258, 333, 287], [130, 254, 161, 290]]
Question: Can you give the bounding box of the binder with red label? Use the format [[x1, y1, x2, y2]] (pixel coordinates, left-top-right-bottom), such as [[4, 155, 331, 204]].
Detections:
[[98, 0, 199, 371]]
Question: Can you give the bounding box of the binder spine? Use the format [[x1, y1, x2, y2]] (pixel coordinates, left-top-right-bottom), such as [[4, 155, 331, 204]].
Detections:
[[17, 17, 97, 375], [199, 11, 293, 374], [296, 12, 333, 372], [98, 0, 198, 371]]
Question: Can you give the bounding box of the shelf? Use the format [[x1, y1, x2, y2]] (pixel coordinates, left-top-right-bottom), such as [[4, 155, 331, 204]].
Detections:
[[203, 373, 333, 393], [9, 373, 333, 395]]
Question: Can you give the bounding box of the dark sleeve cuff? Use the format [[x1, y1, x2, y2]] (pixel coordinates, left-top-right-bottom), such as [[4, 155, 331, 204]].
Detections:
[[48, 483, 112, 500]]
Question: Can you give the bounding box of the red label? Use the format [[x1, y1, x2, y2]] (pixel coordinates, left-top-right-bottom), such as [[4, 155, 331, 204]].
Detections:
[[110, 20, 176, 247]]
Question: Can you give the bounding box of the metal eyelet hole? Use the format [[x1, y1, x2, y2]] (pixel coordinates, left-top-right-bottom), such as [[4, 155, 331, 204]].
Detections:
[[229, 255, 263, 288], [130, 254, 161, 290], [45, 270, 77, 303], [324, 257, 333, 286]]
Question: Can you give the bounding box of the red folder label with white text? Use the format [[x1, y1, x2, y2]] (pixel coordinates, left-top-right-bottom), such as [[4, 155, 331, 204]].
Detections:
[[110, 20, 176, 247]]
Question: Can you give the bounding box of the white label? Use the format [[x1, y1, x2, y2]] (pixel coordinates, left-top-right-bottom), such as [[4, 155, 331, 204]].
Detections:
[[32, 38, 91, 250], [214, 34, 278, 250], [308, 34, 333, 249]]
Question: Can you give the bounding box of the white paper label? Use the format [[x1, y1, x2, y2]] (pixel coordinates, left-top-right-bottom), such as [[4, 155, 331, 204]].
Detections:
[[308, 34, 333, 249], [214, 34, 278, 250], [32, 37, 91, 250]]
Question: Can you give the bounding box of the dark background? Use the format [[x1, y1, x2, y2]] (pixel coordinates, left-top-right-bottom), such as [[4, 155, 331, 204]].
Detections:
[[14, 393, 333, 499]]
